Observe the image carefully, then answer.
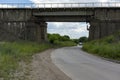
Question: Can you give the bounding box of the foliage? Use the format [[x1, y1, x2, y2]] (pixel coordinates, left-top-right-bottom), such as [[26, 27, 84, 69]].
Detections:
[[48, 33, 61, 43], [72, 39, 79, 44], [54, 40, 76, 47], [0, 41, 52, 79], [82, 33, 120, 61], [79, 36, 88, 43], [61, 35, 70, 41], [71, 36, 88, 44], [48, 33, 76, 46]]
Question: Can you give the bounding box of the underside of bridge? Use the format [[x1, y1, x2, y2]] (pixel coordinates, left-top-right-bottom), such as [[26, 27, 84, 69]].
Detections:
[[0, 7, 120, 42]]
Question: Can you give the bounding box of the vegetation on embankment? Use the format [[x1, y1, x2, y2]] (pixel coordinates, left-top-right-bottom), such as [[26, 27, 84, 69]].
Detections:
[[0, 41, 53, 79], [0, 34, 77, 79], [82, 32, 120, 61], [48, 33, 77, 47]]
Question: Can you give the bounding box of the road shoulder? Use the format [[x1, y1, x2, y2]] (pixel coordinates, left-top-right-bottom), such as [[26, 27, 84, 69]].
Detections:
[[27, 49, 72, 80]]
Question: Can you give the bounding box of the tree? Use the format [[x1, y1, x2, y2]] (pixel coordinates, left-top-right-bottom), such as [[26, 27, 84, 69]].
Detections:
[[72, 39, 79, 44], [48, 34, 71, 43], [47, 33, 61, 43], [79, 36, 88, 43], [61, 35, 70, 41]]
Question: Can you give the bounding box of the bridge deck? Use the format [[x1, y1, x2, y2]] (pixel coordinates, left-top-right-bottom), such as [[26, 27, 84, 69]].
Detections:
[[0, 3, 120, 22], [0, 7, 119, 11]]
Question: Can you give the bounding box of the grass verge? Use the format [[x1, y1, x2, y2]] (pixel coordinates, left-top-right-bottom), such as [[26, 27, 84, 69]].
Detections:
[[0, 41, 53, 79], [82, 34, 120, 61], [54, 40, 77, 47], [0, 40, 76, 79]]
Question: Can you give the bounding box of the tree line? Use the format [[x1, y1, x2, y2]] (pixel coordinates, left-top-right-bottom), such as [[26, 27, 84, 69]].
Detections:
[[47, 33, 88, 45]]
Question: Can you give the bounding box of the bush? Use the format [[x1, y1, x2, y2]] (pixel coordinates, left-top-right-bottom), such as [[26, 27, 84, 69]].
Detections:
[[83, 37, 120, 60], [0, 41, 52, 79], [79, 36, 88, 43], [48, 33, 76, 47]]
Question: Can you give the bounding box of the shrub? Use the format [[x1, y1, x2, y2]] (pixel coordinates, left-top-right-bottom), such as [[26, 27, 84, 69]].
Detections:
[[83, 37, 120, 60], [0, 41, 52, 79]]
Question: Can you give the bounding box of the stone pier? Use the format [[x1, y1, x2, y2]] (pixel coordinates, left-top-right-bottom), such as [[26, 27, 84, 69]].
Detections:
[[0, 21, 47, 42], [89, 20, 120, 40], [24, 21, 47, 42], [34, 21, 47, 42], [0, 9, 48, 42]]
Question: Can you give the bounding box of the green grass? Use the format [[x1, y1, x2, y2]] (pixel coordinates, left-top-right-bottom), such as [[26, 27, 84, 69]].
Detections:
[[0, 41, 53, 79], [54, 40, 77, 47], [82, 35, 120, 61], [0, 40, 76, 79]]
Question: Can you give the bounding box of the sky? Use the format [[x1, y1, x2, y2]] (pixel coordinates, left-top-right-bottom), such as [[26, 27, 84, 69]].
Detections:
[[0, 0, 119, 3], [0, 0, 120, 39]]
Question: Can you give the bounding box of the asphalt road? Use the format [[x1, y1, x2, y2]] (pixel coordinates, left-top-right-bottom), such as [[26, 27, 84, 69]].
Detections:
[[51, 46, 120, 80]]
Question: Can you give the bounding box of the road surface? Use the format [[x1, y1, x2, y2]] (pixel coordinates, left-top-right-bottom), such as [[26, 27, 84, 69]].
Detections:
[[51, 46, 120, 80]]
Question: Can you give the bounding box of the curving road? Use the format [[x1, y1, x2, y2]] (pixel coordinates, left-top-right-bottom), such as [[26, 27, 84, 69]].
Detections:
[[51, 46, 120, 80]]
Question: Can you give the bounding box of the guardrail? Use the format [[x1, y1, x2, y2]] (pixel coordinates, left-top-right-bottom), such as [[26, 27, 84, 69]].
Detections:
[[0, 2, 120, 8]]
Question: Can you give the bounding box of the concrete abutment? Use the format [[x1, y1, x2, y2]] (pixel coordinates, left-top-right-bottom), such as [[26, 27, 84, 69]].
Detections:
[[0, 9, 48, 42], [19, 21, 47, 42], [89, 21, 120, 40], [0, 8, 120, 41], [0, 21, 47, 42]]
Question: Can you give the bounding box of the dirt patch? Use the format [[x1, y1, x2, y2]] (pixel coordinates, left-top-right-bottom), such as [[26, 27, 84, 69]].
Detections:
[[27, 49, 71, 80]]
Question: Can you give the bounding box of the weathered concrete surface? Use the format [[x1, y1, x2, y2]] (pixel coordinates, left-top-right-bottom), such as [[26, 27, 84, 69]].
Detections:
[[0, 24, 19, 41], [0, 9, 32, 21], [0, 9, 48, 42], [89, 21, 120, 40], [0, 8, 120, 41], [51, 46, 120, 80], [88, 8, 120, 40]]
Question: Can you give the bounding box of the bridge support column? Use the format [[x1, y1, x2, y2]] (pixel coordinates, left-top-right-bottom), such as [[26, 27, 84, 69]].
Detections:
[[25, 22, 36, 41], [35, 22, 47, 42], [89, 20, 120, 40], [89, 21, 101, 40], [25, 21, 47, 42], [41, 22, 47, 41]]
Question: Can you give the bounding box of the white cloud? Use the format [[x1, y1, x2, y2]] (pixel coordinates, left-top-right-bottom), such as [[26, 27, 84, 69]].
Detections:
[[30, 0, 118, 3], [30, 0, 120, 8], [48, 22, 89, 39], [99, 0, 108, 2], [0, 4, 17, 8]]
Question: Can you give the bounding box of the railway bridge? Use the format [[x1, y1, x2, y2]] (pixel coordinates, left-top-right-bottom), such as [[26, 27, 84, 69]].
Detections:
[[0, 2, 120, 41]]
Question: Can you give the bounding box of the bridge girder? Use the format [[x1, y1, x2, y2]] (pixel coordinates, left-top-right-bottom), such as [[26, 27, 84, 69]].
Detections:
[[0, 7, 120, 41]]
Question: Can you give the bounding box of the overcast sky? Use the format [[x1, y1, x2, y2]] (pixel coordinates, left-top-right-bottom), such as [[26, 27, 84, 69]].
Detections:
[[1, 0, 119, 3], [0, 0, 120, 39]]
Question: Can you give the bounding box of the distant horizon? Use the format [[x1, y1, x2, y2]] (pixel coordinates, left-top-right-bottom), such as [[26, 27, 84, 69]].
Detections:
[[47, 32, 89, 39]]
